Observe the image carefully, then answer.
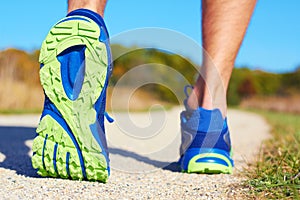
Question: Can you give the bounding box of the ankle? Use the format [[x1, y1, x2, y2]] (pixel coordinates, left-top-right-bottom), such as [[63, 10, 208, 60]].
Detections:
[[186, 87, 227, 117], [68, 0, 107, 17], [186, 88, 214, 110]]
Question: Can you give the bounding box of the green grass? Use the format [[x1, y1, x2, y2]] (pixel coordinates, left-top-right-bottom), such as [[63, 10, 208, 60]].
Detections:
[[245, 109, 300, 199]]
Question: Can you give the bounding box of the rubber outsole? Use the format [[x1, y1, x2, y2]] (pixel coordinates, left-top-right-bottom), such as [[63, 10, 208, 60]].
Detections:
[[181, 149, 233, 174], [184, 156, 233, 174], [183, 163, 232, 174], [31, 16, 109, 182]]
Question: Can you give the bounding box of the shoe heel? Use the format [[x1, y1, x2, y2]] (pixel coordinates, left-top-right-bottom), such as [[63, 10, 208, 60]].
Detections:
[[181, 148, 233, 174]]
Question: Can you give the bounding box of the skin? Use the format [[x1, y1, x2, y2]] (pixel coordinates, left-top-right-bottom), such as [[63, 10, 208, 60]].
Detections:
[[67, 0, 257, 117], [68, 0, 107, 17], [187, 0, 257, 116]]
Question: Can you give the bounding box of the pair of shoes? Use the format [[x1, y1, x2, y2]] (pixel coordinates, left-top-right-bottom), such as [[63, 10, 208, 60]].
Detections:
[[31, 9, 233, 182]]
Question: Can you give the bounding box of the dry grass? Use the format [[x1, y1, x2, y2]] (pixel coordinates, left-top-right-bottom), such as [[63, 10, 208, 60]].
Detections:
[[0, 81, 171, 114], [240, 95, 300, 114], [106, 86, 174, 111], [0, 80, 43, 113]]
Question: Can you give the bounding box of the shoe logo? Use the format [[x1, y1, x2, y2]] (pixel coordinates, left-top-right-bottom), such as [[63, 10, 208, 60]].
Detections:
[[223, 131, 231, 148], [181, 130, 196, 153]]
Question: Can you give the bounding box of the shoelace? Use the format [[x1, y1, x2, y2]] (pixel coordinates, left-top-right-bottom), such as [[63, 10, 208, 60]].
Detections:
[[104, 111, 114, 123], [184, 85, 194, 98]]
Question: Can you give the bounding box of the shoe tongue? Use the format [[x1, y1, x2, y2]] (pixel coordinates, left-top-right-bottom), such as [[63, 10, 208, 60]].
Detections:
[[198, 107, 224, 132], [183, 100, 225, 132]]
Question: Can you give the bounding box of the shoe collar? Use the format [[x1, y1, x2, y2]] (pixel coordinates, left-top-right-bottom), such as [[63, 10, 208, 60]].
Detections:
[[182, 85, 227, 132]]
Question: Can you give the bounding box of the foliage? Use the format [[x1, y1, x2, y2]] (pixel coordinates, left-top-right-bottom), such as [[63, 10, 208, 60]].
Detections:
[[0, 45, 300, 111], [245, 110, 300, 199], [111, 45, 199, 103], [281, 69, 300, 95], [0, 48, 40, 85], [228, 68, 284, 105]]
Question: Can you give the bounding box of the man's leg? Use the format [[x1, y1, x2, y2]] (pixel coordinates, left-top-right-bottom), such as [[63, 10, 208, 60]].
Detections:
[[188, 0, 257, 115], [31, 1, 112, 182], [68, 0, 107, 17], [180, 0, 256, 173]]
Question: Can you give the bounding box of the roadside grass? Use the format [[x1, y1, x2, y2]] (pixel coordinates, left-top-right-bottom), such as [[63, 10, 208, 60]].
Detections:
[[245, 109, 300, 199]]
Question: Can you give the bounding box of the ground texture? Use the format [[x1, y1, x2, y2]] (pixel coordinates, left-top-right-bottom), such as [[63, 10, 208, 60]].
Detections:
[[0, 108, 270, 199]]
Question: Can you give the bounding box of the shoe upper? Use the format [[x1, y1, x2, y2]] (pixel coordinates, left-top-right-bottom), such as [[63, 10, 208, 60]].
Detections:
[[180, 92, 232, 157]]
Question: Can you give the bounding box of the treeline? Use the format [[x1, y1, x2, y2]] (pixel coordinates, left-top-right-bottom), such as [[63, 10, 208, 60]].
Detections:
[[0, 45, 299, 111], [111, 44, 300, 105], [0, 48, 40, 85], [0, 49, 43, 112], [111, 44, 198, 103], [228, 67, 300, 105]]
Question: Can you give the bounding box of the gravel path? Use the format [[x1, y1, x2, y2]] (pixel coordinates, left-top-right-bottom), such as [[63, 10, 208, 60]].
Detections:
[[0, 108, 270, 199]]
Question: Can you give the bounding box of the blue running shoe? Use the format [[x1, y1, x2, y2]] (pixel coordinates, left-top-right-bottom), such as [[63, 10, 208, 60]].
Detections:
[[179, 86, 234, 174], [31, 9, 113, 182]]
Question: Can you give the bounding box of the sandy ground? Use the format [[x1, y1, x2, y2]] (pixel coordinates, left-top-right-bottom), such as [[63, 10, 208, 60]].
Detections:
[[0, 107, 270, 199]]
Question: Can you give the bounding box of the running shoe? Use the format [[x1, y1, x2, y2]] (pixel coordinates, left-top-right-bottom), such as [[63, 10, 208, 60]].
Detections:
[[179, 86, 234, 174], [31, 9, 113, 182]]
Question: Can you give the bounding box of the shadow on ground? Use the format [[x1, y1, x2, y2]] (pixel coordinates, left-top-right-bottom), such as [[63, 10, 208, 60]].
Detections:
[[0, 126, 179, 178], [109, 147, 181, 172], [0, 126, 37, 177]]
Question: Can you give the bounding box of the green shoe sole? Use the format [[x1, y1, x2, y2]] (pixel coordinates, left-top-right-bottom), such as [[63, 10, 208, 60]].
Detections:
[[31, 15, 110, 182]]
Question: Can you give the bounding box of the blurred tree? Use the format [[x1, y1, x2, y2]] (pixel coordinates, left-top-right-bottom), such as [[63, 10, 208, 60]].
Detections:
[[237, 77, 257, 98], [1, 46, 299, 109], [111, 45, 199, 103], [253, 70, 281, 96], [281, 70, 300, 94], [0, 48, 40, 85]]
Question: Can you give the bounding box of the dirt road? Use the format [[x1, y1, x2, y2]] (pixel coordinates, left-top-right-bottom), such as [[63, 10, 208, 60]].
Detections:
[[0, 108, 270, 199]]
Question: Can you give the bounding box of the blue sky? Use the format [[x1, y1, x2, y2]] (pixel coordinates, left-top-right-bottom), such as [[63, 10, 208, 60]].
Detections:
[[1, 1, 300, 73]]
